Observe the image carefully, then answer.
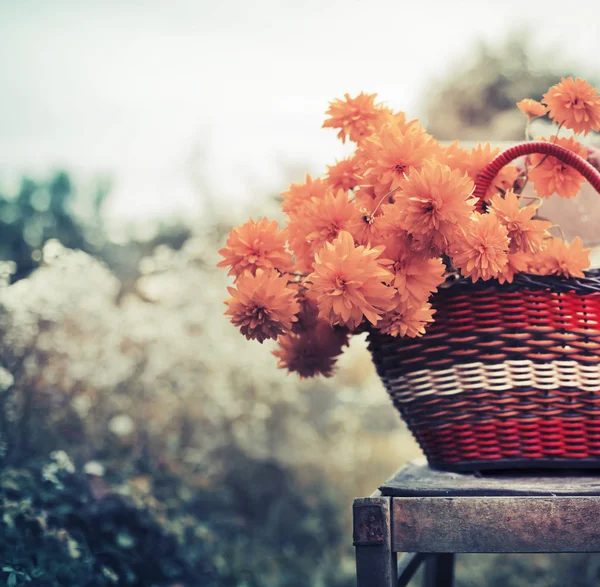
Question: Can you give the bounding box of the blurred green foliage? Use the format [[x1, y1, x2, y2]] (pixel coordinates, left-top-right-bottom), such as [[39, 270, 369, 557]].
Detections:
[[0, 172, 107, 282], [0, 451, 353, 587], [0, 172, 192, 286]]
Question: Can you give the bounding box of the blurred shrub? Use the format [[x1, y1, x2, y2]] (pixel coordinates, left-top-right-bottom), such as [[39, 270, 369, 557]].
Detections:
[[0, 449, 355, 586], [0, 202, 417, 584]]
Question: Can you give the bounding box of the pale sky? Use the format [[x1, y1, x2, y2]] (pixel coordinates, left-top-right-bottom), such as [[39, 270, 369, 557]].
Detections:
[[1, 0, 600, 220]]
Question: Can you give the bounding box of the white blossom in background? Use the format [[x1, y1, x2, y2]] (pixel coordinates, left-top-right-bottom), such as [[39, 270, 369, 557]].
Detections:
[[42, 450, 75, 489], [0, 219, 419, 493], [83, 460, 105, 477], [108, 414, 135, 437]]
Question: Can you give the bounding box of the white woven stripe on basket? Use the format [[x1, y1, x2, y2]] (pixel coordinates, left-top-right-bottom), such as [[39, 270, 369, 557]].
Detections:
[[384, 360, 600, 403]]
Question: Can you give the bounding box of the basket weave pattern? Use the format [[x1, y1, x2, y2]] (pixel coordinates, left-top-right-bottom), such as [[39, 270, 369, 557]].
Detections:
[[368, 272, 600, 470]]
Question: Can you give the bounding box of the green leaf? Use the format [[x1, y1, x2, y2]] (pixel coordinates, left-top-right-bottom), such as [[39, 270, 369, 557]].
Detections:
[[7, 572, 17, 587]]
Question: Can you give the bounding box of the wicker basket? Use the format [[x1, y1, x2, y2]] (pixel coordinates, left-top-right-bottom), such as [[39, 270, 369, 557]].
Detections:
[[369, 142, 600, 472]]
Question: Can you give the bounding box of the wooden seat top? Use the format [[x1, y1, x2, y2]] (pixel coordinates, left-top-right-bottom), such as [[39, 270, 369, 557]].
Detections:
[[380, 458, 600, 497]]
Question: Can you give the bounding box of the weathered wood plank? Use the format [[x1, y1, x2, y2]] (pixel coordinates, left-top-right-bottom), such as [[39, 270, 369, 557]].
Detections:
[[354, 496, 396, 586], [392, 496, 600, 552], [381, 459, 600, 497]]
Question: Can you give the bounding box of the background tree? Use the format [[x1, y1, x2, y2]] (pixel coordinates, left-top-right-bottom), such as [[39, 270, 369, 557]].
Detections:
[[424, 34, 585, 140], [0, 172, 108, 281]]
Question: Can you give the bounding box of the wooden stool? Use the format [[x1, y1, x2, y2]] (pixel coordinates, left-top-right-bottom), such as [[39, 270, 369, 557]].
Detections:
[[353, 458, 600, 586]]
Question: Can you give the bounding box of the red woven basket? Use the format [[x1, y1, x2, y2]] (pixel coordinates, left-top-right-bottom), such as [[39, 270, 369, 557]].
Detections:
[[369, 142, 600, 472]]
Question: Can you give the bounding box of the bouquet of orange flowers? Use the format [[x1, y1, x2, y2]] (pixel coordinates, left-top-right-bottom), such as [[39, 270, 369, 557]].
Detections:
[[218, 78, 600, 379]]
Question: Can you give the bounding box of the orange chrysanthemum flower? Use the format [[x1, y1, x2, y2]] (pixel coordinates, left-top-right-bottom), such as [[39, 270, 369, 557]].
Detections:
[[291, 291, 321, 333], [436, 140, 470, 174], [354, 186, 380, 209], [302, 190, 356, 247], [218, 217, 294, 278], [516, 99, 548, 120], [543, 78, 600, 135], [356, 123, 440, 198], [529, 137, 588, 198], [394, 161, 476, 254], [346, 191, 386, 246], [378, 302, 435, 338], [496, 251, 531, 284], [353, 184, 377, 203], [381, 237, 445, 307], [326, 157, 361, 192], [465, 143, 498, 178], [489, 190, 552, 253], [281, 174, 328, 216], [533, 237, 590, 278], [225, 269, 300, 343], [374, 203, 411, 244], [309, 231, 396, 330], [287, 189, 357, 272], [451, 213, 509, 282], [369, 108, 424, 138], [465, 143, 519, 201], [323, 93, 388, 143], [273, 322, 349, 378], [348, 210, 381, 248]]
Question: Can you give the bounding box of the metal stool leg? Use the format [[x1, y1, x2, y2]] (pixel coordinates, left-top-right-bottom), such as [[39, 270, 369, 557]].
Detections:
[[354, 496, 397, 586], [424, 553, 454, 587]]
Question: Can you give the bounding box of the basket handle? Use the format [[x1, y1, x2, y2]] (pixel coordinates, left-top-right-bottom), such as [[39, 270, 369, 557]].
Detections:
[[473, 141, 600, 200]]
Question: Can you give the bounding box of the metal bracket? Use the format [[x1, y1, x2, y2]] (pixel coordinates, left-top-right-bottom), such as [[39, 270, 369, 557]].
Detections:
[[353, 502, 385, 546]]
